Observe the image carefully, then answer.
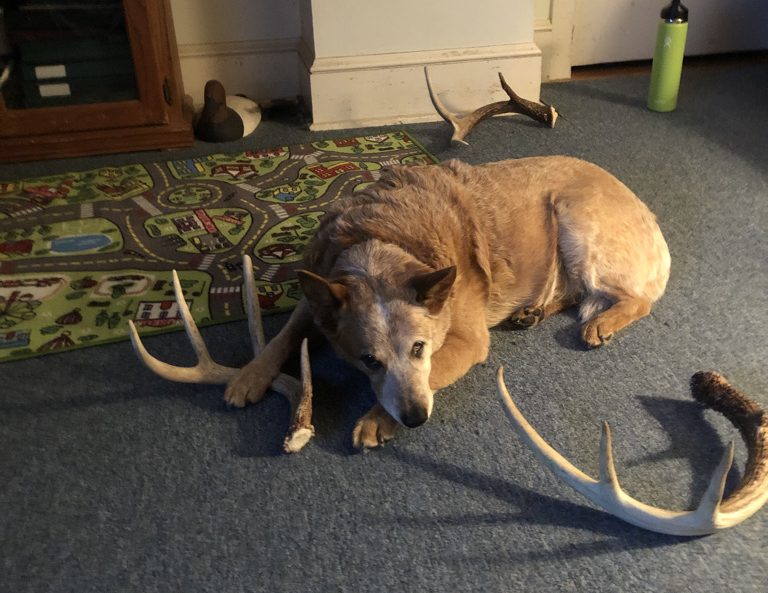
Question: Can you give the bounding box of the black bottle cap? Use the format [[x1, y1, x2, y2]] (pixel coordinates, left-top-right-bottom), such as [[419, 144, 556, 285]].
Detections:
[[661, 0, 688, 22]]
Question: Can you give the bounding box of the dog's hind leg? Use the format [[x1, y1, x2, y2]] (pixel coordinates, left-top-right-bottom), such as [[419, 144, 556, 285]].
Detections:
[[553, 182, 670, 348], [580, 293, 651, 347]]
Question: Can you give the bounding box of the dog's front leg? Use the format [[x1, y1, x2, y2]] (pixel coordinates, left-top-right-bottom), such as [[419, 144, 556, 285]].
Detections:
[[224, 299, 314, 407], [352, 404, 400, 450], [429, 325, 490, 390]]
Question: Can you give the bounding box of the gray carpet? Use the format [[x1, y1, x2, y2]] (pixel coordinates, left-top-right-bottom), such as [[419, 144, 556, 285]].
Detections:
[[2, 62, 767, 593]]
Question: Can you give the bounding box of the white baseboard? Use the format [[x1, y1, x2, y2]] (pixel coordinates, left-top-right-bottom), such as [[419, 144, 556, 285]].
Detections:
[[299, 42, 543, 131]]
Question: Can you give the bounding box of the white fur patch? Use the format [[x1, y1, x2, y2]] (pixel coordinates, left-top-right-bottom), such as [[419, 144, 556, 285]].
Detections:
[[579, 293, 614, 322]]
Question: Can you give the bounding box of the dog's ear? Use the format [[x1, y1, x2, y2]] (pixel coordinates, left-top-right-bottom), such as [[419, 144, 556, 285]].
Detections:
[[409, 266, 456, 313], [297, 270, 348, 309]]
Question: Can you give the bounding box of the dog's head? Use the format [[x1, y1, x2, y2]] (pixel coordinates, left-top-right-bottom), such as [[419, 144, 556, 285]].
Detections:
[[297, 246, 455, 428]]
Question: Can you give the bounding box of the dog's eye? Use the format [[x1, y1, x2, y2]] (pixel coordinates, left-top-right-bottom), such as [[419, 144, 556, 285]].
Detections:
[[411, 341, 425, 358], [360, 354, 383, 370]]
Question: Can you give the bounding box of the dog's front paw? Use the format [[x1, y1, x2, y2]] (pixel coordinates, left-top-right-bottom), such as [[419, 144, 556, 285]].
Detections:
[[581, 319, 613, 348], [352, 405, 399, 450], [223, 358, 276, 407]]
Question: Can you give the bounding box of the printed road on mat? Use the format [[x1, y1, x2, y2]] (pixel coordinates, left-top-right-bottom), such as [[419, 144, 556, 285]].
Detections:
[[0, 132, 436, 361]]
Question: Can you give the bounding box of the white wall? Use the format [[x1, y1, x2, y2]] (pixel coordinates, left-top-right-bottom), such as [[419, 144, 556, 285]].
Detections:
[[308, 0, 532, 57], [169, 0, 301, 105], [572, 0, 768, 66], [171, 0, 300, 45]]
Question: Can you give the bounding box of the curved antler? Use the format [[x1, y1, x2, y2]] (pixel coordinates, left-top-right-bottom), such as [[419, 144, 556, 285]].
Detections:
[[425, 67, 558, 145], [497, 367, 768, 535], [128, 269, 238, 383], [129, 255, 314, 453]]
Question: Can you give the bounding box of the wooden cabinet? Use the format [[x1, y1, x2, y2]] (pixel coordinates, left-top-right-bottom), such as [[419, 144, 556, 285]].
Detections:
[[0, 0, 192, 163]]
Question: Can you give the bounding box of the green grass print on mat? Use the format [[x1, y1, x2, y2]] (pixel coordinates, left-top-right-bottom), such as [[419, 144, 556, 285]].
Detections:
[[0, 131, 437, 361]]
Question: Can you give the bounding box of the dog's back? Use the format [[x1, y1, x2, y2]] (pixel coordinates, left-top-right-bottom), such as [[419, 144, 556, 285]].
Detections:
[[305, 156, 670, 346]]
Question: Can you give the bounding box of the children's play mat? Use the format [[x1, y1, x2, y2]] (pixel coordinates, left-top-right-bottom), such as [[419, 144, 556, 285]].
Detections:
[[0, 131, 436, 361]]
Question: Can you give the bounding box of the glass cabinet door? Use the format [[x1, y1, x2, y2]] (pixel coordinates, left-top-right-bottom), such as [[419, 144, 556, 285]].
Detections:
[[0, 0, 171, 137], [1, 0, 138, 109]]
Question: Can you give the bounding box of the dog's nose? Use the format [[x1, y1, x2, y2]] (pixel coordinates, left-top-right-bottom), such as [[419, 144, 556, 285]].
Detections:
[[401, 407, 428, 428]]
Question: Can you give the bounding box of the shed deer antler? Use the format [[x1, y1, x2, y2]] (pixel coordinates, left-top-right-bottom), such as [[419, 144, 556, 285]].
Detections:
[[425, 67, 558, 145], [497, 368, 768, 535], [128, 255, 314, 453]]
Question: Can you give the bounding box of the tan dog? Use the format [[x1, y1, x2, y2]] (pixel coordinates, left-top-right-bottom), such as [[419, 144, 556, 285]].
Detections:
[[224, 157, 671, 449]]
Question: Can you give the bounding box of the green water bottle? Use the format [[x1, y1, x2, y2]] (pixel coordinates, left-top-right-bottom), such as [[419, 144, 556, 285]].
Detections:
[[647, 0, 689, 112]]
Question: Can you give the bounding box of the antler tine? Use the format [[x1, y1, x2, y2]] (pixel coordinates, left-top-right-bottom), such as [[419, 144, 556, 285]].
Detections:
[[496, 366, 768, 535], [239, 254, 314, 452], [598, 421, 622, 494], [495, 367, 597, 494], [128, 271, 239, 383], [128, 319, 225, 383], [424, 67, 559, 144], [281, 338, 315, 453], [693, 441, 734, 524], [242, 254, 266, 354], [260, 338, 314, 453], [497, 72, 558, 128], [424, 66, 466, 144], [171, 270, 220, 366]]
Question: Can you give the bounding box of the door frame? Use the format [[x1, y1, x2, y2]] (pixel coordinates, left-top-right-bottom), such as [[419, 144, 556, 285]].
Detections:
[[534, 0, 574, 81]]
